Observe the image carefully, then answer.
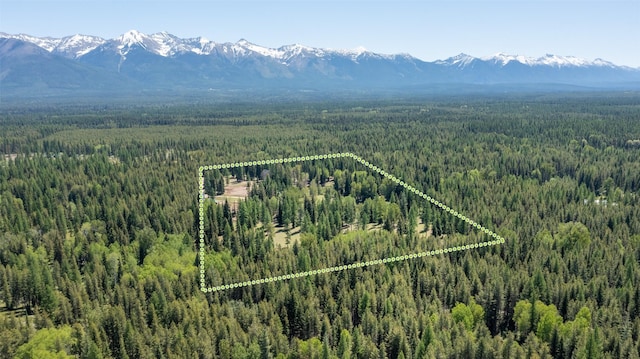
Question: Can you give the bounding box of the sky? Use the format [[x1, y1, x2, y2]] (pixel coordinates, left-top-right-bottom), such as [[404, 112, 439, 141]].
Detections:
[[1, 0, 639, 67]]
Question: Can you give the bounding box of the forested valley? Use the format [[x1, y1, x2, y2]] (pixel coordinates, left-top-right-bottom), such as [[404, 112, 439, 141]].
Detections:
[[1, 94, 640, 358]]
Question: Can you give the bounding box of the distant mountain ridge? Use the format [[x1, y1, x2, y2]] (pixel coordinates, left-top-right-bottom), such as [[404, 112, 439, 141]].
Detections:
[[1, 30, 639, 97]]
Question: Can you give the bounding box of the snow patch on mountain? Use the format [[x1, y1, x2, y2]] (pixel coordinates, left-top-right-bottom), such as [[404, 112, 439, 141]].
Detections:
[[119, 30, 146, 48], [56, 34, 105, 58], [483, 53, 617, 68], [234, 39, 282, 58], [116, 30, 150, 55], [485, 53, 534, 66], [148, 32, 175, 56], [0, 32, 106, 58], [279, 44, 324, 60], [0, 32, 62, 52], [436, 53, 477, 67]]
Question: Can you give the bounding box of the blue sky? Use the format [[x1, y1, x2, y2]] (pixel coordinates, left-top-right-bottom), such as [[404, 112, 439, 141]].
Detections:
[[1, 0, 639, 67]]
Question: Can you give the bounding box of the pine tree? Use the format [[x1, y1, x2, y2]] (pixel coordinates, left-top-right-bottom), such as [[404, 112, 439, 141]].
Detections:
[[2, 267, 12, 309], [321, 339, 330, 359], [301, 212, 314, 234], [259, 331, 273, 359], [136, 227, 155, 266], [338, 329, 352, 359], [584, 327, 603, 359], [223, 200, 232, 224]]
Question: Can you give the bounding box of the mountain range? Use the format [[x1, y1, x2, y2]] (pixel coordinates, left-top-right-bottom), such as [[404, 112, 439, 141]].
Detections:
[[2, 30, 639, 98]]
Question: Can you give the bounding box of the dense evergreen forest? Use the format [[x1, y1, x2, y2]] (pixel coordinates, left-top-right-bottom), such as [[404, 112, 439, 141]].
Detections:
[[1, 94, 639, 358]]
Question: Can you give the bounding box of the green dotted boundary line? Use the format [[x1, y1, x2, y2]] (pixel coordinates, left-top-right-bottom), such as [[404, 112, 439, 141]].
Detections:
[[198, 152, 505, 293], [203, 239, 502, 293]]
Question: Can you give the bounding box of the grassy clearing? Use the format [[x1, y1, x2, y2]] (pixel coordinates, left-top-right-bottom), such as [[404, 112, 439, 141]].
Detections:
[[213, 177, 252, 206], [270, 218, 432, 249], [211, 175, 433, 251], [272, 226, 302, 248], [0, 301, 35, 329], [416, 221, 432, 237]]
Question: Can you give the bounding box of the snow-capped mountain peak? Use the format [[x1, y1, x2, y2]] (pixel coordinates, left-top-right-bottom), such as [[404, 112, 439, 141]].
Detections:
[[148, 31, 182, 56], [0, 32, 61, 52], [112, 30, 210, 57], [332, 46, 369, 57], [592, 58, 617, 68], [436, 53, 477, 67], [276, 43, 323, 60], [119, 30, 146, 46], [537, 54, 589, 67], [352, 46, 368, 55], [482, 52, 616, 68], [0, 32, 105, 58], [234, 39, 285, 58], [485, 53, 535, 66], [56, 34, 105, 58], [115, 29, 152, 55]]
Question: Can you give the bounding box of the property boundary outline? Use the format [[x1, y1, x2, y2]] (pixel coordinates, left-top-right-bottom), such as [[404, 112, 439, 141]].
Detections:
[[198, 152, 505, 293]]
